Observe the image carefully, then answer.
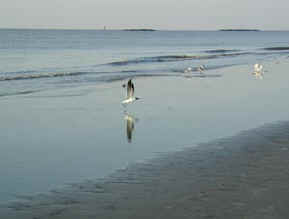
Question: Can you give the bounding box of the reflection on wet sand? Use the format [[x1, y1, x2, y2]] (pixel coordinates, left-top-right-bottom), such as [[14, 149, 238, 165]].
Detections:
[[253, 71, 263, 79], [252, 70, 264, 79], [124, 112, 138, 143]]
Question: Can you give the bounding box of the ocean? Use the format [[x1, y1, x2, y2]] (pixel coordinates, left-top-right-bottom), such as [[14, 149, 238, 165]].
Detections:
[[1, 29, 289, 205], [1, 29, 289, 96]]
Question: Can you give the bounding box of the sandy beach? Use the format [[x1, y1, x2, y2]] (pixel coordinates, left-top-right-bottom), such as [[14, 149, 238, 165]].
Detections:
[[5, 121, 289, 219], [1, 58, 289, 218]]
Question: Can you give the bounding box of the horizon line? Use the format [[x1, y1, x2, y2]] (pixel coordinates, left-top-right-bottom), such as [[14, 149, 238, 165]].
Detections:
[[0, 27, 289, 31]]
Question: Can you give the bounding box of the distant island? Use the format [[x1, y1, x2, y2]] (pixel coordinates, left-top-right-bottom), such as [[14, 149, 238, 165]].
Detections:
[[219, 29, 261, 32], [123, 29, 156, 32]]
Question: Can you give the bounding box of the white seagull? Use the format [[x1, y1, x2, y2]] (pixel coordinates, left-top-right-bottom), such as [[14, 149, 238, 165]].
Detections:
[[197, 65, 205, 73], [184, 67, 192, 73], [253, 63, 264, 79], [254, 63, 263, 74], [122, 79, 140, 105]]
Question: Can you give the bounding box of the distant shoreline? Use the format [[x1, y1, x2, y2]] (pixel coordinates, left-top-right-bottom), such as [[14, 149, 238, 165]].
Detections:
[[219, 29, 261, 32], [122, 29, 156, 32]]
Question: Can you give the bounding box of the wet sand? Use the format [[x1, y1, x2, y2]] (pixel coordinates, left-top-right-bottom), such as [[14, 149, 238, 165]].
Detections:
[[1, 59, 289, 218], [2, 121, 289, 219]]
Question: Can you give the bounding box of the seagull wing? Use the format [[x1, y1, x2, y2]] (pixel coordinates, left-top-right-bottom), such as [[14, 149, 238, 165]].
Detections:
[[254, 64, 259, 72], [127, 79, 132, 98], [127, 79, 134, 98], [131, 82, 135, 97]]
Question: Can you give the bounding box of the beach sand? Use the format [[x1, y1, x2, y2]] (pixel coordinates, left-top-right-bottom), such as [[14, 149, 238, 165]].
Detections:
[[1, 59, 289, 218]]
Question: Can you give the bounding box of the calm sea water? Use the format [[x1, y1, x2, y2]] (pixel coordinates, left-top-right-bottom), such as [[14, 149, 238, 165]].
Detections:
[[1, 29, 289, 205], [1, 29, 289, 96]]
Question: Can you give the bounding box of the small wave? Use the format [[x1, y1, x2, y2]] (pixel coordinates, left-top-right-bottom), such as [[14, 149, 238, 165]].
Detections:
[[204, 49, 241, 53], [0, 61, 238, 84], [0, 70, 151, 82], [263, 47, 289, 51], [0, 90, 41, 97], [108, 55, 196, 66], [0, 70, 37, 75], [121, 70, 138, 73], [0, 71, 92, 82], [107, 53, 251, 66], [171, 63, 236, 73], [93, 73, 178, 83], [184, 74, 222, 78]]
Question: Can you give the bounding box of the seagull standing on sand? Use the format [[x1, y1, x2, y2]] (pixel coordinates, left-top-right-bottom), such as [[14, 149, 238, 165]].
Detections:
[[254, 63, 263, 74], [184, 67, 192, 73], [122, 79, 140, 105], [197, 65, 205, 73], [252, 63, 264, 79]]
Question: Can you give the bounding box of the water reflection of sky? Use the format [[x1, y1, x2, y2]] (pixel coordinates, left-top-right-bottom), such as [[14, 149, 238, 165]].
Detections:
[[1, 60, 289, 202]]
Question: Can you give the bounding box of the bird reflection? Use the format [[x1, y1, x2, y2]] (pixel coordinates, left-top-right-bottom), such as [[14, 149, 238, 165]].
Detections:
[[124, 112, 138, 143], [252, 71, 264, 79]]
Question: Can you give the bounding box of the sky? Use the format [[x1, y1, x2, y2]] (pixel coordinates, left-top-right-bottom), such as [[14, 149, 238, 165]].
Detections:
[[0, 0, 288, 30]]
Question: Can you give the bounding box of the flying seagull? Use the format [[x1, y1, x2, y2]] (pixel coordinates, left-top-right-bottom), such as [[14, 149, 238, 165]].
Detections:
[[122, 79, 140, 105]]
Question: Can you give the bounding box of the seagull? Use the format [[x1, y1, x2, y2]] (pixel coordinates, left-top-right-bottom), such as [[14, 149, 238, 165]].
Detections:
[[254, 63, 263, 74], [252, 63, 264, 79], [197, 65, 205, 73], [122, 79, 140, 105], [184, 67, 192, 73]]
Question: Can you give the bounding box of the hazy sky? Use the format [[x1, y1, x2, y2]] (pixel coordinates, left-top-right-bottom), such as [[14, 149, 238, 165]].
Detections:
[[1, 0, 288, 30]]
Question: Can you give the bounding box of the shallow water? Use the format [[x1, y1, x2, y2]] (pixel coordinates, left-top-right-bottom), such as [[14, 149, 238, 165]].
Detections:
[[1, 30, 289, 204], [1, 29, 289, 96]]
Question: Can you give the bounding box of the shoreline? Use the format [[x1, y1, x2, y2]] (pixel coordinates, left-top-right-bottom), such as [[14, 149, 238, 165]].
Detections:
[[1, 58, 289, 218], [2, 120, 289, 218]]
